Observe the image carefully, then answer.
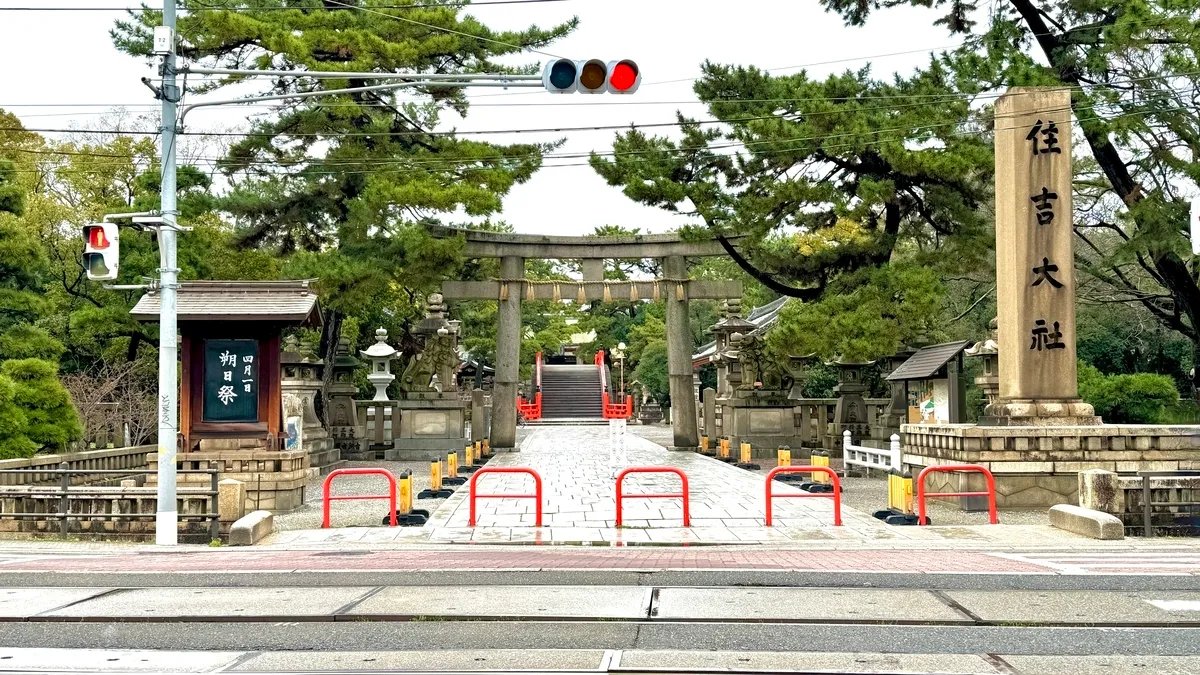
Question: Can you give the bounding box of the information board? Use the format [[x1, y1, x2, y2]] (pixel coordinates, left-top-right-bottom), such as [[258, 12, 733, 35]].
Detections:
[[203, 339, 259, 422]]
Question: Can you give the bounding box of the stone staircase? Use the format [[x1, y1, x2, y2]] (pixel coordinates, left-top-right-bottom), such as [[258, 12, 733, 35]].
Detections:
[[538, 365, 605, 421]]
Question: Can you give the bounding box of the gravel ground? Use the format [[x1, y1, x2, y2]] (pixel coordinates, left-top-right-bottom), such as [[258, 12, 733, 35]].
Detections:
[[277, 430, 540, 531], [275, 459, 458, 530], [630, 424, 1048, 527]]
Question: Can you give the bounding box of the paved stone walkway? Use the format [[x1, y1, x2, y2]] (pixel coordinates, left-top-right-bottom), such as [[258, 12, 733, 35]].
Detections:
[[415, 425, 888, 544], [263, 424, 1103, 547]]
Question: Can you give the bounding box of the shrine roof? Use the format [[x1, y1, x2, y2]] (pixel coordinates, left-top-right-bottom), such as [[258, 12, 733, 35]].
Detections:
[[692, 296, 790, 365], [130, 280, 322, 326], [885, 340, 971, 381]]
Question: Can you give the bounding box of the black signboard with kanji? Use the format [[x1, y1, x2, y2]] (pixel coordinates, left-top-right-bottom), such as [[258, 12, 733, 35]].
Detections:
[[203, 339, 259, 422]]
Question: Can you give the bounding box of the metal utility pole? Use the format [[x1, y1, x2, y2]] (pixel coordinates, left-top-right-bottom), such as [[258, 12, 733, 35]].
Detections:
[[155, 0, 180, 546]]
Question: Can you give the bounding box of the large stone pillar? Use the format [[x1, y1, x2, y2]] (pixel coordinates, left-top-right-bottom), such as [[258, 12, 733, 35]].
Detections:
[[492, 255, 524, 450], [986, 87, 1098, 425], [664, 255, 699, 450]]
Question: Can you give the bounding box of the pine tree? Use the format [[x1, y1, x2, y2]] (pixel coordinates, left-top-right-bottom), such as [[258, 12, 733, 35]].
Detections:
[[813, 0, 1200, 392]]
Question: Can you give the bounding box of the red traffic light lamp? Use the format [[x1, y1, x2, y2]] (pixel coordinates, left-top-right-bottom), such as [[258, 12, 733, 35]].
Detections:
[[607, 60, 640, 94]]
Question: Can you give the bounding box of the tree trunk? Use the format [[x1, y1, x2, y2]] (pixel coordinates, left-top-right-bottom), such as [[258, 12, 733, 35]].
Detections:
[[316, 308, 344, 426]]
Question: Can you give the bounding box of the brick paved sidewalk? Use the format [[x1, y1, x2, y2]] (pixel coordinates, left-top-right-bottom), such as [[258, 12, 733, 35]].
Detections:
[[2, 546, 1199, 575]]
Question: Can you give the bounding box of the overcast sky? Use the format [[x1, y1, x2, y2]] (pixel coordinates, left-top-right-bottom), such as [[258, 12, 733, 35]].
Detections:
[[0, 0, 954, 235]]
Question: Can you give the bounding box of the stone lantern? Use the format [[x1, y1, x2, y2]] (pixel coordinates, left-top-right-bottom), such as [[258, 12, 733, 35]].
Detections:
[[786, 353, 819, 400], [830, 358, 874, 442], [966, 317, 1000, 407], [361, 328, 400, 402], [710, 300, 755, 400]]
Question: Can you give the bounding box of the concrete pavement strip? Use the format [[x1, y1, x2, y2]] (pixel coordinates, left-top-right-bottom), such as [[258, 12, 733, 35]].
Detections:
[[1, 648, 1200, 673], [8, 586, 1200, 627]]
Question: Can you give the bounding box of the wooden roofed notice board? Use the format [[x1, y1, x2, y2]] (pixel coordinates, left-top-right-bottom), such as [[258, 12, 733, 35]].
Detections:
[[886, 341, 970, 425], [131, 280, 322, 451]]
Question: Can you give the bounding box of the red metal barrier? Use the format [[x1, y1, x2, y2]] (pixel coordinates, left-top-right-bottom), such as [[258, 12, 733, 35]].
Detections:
[[764, 466, 842, 526], [468, 467, 544, 527], [615, 467, 691, 527], [517, 391, 542, 421], [322, 468, 398, 528], [915, 464, 999, 525]]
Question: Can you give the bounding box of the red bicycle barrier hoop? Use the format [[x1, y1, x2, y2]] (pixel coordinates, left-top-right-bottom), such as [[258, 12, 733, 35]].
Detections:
[[764, 466, 842, 527], [615, 467, 691, 527], [915, 464, 999, 525], [323, 468, 398, 528], [468, 467, 544, 527]]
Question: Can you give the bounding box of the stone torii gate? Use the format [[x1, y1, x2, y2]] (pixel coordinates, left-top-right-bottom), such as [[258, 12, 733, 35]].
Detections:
[[431, 226, 742, 452]]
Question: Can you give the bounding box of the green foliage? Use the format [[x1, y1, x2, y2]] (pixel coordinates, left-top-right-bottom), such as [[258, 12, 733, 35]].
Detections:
[[114, 3, 573, 255], [591, 62, 993, 300], [633, 340, 670, 405], [1078, 362, 1180, 424], [0, 359, 81, 456], [812, 0, 1200, 395], [768, 264, 944, 362], [0, 159, 25, 217], [0, 373, 35, 459]]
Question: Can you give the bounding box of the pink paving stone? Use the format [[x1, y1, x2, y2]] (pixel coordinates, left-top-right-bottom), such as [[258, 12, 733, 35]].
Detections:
[[0, 548, 1049, 573]]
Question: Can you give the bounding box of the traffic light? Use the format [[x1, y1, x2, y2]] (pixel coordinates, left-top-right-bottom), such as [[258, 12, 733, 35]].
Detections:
[[541, 58, 640, 94], [82, 223, 119, 281]]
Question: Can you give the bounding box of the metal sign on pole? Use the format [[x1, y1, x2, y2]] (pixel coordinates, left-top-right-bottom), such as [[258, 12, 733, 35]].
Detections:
[[609, 418, 627, 476]]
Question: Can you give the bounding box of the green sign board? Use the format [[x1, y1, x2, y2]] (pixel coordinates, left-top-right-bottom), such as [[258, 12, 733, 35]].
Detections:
[[203, 339, 259, 423]]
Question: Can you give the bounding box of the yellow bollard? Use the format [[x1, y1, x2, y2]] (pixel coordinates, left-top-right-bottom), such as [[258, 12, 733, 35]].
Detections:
[[900, 469, 914, 514], [812, 450, 830, 484], [399, 471, 413, 515], [482, 439, 490, 458], [464, 444, 475, 468], [777, 447, 791, 467], [739, 442, 752, 465], [700, 435, 710, 455], [431, 460, 442, 492]]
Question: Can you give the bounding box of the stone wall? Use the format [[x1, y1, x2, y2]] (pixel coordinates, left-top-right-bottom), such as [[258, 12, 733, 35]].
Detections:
[[0, 487, 217, 543], [903, 424, 1200, 508], [148, 449, 313, 513]]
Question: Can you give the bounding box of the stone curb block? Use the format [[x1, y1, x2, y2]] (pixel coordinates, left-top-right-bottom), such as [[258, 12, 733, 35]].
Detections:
[[1048, 504, 1124, 540], [229, 510, 274, 546]]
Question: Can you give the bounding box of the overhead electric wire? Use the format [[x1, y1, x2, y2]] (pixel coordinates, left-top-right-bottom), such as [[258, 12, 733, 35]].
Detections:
[[0, 0, 571, 10], [0, 97, 1177, 176]]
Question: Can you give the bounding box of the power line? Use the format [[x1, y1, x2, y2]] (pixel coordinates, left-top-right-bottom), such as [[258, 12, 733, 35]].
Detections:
[[1, 98, 1171, 174], [0, 0, 570, 10]]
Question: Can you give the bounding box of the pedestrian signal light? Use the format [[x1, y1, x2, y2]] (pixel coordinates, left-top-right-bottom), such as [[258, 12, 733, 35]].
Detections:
[[541, 58, 640, 94], [82, 223, 119, 281]]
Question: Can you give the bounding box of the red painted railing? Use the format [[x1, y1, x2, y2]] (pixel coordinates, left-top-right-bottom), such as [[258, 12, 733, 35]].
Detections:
[[468, 467, 544, 527], [517, 351, 543, 420], [322, 468, 397, 528], [596, 349, 632, 419], [764, 466, 842, 527], [615, 466, 691, 527], [915, 464, 999, 525]]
